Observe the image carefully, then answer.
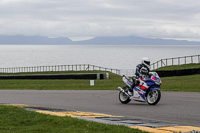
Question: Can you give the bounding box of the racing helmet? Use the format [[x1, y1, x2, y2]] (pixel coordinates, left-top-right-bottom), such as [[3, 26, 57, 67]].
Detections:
[[141, 57, 150, 68]]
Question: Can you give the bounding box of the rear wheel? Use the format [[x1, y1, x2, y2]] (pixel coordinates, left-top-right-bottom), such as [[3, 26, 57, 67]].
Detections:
[[147, 89, 161, 105], [119, 86, 131, 104]]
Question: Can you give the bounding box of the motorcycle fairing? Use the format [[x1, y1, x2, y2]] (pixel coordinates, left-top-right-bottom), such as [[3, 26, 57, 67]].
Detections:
[[131, 86, 146, 101], [138, 79, 148, 90]]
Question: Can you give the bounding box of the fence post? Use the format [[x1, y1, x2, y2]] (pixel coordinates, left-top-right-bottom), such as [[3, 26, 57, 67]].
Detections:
[[161, 59, 165, 67], [198, 55, 200, 63], [185, 56, 186, 64], [191, 56, 193, 63]]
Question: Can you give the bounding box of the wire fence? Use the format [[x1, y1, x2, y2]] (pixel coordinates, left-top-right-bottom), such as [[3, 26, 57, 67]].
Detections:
[[150, 55, 200, 70], [0, 64, 120, 75]]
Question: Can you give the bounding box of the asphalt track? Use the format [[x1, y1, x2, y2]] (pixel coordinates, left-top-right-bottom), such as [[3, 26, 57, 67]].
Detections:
[[0, 90, 199, 127]]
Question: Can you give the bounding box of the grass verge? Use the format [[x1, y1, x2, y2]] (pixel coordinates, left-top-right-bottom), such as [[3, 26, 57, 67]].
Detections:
[[160, 74, 200, 92], [154, 63, 200, 71], [0, 71, 123, 90], [0, 70, 199, 92], [153, 63, 200, 92], [0, 105, 146, 133]]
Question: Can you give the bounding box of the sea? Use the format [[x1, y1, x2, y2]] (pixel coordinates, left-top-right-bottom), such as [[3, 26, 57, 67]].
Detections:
[[0, 45, 199, 71]]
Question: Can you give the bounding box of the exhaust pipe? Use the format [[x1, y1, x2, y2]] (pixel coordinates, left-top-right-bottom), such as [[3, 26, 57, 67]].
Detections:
[[118, 86, 130, 97]]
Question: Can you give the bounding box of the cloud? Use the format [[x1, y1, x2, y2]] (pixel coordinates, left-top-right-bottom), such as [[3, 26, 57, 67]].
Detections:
[[0, 0, 200, 41]]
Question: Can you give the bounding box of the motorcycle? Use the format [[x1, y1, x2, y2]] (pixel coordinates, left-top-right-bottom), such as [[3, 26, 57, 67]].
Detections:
[[118, 72, 161, 105]]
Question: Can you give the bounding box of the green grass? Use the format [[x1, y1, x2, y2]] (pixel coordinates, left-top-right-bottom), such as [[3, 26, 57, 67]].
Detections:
[[0, 71, 123, 90], [153, 63, 200, 92], [154, 63, 200, 71], [0, 105, 146, 133], [0, 70, 199, 92], [160, 74, 200, 92]]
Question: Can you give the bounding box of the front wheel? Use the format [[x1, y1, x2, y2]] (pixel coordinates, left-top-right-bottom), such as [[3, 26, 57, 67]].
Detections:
[[146, 89, 161, 105], [119, 86, 131, 104]]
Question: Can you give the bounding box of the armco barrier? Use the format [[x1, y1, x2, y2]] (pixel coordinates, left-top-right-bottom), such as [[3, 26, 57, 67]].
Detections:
[[0, 73, 109, 80], [155, 68, 200, 77]]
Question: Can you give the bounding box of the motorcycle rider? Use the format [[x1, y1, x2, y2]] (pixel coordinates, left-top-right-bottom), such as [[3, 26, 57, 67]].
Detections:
[[128, 57, 151, 95], [135, 57, 150, 77]]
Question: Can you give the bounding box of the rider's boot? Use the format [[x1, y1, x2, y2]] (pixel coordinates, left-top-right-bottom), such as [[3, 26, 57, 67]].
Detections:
[[128, 86, 134, 96], [128, 81, 136, 96]]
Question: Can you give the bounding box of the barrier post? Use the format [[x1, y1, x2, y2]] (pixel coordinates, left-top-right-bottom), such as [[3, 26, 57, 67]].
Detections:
[[191, 56, 193, 63]]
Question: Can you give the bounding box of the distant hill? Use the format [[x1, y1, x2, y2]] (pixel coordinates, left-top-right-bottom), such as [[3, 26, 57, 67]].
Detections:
[[0, 35, 72, 44], [0, 35, 199, 45], [76, 36, 200, 45]]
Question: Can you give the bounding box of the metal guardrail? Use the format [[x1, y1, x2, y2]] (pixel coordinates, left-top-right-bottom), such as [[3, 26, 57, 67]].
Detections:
[[0, 64, 120, 75], [150, 55, 200, 70], [0, 73, 109, 80]]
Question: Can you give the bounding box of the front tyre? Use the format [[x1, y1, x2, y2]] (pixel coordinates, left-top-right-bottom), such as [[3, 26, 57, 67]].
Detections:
[[119, 87, 131, 104], [147, 89, 161, 105]]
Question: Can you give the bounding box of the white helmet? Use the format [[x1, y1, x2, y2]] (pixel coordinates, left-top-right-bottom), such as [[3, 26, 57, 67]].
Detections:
[[141, 57, 150, 68]]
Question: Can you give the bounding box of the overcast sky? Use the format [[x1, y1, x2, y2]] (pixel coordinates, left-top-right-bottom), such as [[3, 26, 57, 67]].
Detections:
[[0, 0, 200, 41]]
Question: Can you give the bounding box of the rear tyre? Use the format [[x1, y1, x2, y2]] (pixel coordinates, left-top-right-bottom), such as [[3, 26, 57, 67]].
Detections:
[[147, 89, 161, 105], [119, 86, 131, 104]]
